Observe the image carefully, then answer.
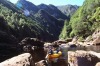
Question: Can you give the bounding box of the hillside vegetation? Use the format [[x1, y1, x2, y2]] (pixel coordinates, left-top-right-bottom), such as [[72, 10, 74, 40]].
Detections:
[[60, 0, 100, 39]]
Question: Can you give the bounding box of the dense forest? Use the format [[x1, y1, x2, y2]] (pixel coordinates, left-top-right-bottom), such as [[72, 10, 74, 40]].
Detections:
[[60, 0, 100, 40]]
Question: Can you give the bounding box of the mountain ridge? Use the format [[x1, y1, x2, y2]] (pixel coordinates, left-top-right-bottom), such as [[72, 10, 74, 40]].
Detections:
[[57, 5, 79, 17]]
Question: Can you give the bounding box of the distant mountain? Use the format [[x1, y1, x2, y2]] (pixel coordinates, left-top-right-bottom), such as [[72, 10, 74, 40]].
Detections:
[[57, 5, 79, 17], [37, 4, 69, 20], [16, 0, 69, 20]]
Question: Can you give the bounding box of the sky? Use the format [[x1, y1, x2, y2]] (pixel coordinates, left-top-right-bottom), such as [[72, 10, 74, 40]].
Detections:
[[10, 0, 85, 6]]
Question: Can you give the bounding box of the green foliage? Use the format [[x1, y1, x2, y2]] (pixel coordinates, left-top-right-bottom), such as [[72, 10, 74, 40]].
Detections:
[[59, 20, 71, 39], [61, 0, 100, 39], [0, 3, 44, 39]]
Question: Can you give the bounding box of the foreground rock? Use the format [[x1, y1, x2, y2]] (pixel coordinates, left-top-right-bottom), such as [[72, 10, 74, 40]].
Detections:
[[0, 53, 34, 66], [19, 37, 47, 63], [68, 50, 100, 66], [95, 62, 100, 66], [35, 59, 68, 66]]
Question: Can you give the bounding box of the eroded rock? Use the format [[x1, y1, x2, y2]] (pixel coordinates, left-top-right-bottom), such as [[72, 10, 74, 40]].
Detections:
[[68, 50, 100, 66]]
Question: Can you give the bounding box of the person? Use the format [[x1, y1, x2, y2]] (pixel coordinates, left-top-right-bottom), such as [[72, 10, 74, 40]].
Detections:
[[45, 43, 62, 64]]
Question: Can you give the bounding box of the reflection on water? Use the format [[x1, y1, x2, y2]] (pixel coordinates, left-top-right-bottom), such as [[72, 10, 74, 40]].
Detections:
[[86, 45, 100, 53]]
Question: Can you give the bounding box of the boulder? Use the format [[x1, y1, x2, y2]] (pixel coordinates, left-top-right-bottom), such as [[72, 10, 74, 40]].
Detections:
[[95, 62, 100, 66], [19, 37, 44, 48], [19, 37, 47, 63], [0, 53, 35, 66], [68, 50, 100, 66]]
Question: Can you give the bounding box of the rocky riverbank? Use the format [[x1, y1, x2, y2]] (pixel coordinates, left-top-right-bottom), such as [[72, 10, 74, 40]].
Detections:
[[68, 50, 100, 66]]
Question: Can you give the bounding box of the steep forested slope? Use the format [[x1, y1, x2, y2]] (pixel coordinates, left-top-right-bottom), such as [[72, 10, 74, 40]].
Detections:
[[60, 0, 100, 39]]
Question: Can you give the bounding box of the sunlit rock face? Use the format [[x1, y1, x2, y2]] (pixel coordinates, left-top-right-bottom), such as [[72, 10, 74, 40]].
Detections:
[[92, 29, 100, 45], [68, 50, 100, 66], [95, 62, 100, 66], [0, 53, 35, 66]]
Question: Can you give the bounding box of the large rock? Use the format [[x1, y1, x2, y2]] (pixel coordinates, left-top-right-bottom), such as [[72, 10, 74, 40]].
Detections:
[[95, 62, 100, 66], [19, 37, 44, 47], [68, 50, 100, 66], [19, 37, 47, 63], [0, 53, 35, 66]]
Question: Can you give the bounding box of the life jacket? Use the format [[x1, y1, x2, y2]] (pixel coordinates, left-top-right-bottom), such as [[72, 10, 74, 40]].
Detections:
[[48, 47, 62, 59]]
